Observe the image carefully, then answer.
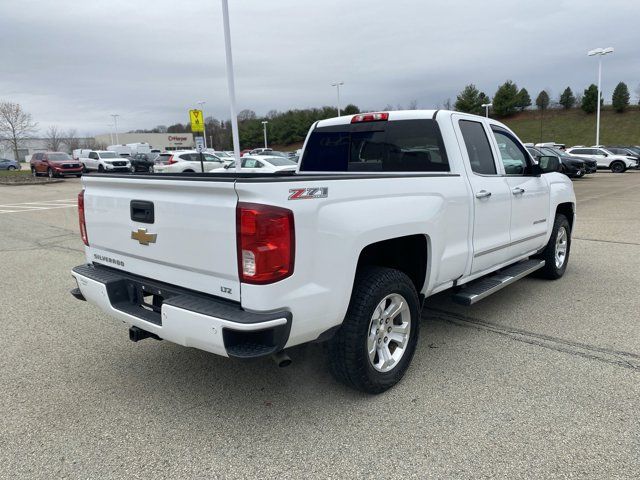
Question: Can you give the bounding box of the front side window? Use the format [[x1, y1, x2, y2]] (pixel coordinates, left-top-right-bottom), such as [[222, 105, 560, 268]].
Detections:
[[242, 159, 262, 168], [89, 152, 98, 159], [459, 120, 496, 175], [491, 128, 530, 175], [300, 119, 449, 172]]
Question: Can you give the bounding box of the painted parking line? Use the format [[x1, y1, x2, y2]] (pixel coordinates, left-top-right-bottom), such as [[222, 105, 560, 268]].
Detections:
[[0, 200, 78, 214]]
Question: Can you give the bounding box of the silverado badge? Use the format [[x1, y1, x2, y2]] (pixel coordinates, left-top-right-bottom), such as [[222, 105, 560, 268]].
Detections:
[[131, 228, 157, 246]]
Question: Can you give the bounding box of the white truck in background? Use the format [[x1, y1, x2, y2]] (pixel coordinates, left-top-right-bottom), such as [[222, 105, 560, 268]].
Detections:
[[70, 110, 575, 393]]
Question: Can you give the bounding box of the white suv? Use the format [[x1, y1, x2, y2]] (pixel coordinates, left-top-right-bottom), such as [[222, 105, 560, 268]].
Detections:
[[154, 150, 227, 173], [565, 147, 637, 173], [80, 150, 130, 173]]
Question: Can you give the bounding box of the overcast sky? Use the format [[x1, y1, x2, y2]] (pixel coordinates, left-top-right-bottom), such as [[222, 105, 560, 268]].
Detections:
[[1, 0, 638, 136]]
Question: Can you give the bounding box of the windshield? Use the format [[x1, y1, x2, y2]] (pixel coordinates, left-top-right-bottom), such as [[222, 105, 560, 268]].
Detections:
[[263, 157, 297, 166], [48, 153, 71, 161], [100, 152, 119, 158]]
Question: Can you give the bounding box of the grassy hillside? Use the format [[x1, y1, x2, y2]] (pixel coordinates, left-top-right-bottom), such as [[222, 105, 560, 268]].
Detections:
[[502, 106, 640, 146]]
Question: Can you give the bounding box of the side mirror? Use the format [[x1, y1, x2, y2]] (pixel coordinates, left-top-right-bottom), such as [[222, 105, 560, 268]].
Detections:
[[603, 153, 608, 157], [537, 155, 561, 174]]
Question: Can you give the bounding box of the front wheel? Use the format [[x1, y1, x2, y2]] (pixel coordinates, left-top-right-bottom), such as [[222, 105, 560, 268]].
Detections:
[[31, 167, 37, 177], [98, 164, 104, 173], [327, 266, 420, 394], [610, 161, 626, 173], [535, 214, 571, 279], [47, 167, 54, 179], [130, 165, 136, 173], [7, 165, 16, 170]]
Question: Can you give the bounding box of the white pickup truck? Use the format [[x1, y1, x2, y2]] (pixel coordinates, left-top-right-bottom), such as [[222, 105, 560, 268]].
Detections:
[[70, 110, 575, 393]]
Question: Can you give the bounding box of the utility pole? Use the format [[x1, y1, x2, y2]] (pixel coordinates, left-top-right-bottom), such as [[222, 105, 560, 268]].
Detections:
[[221, 0, 242, 172], [331, 81, 344, 116], [197, 100, 208, 149], [111, 114, 120, 144], [262, 121, 268, 148]]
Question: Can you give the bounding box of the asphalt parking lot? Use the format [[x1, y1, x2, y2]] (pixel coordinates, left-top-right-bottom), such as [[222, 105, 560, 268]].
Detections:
[[1, 172, 638, 478]]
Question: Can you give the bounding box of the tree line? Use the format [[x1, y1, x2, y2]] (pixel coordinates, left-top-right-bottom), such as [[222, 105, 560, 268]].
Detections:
[[454, 81, 636, 117]]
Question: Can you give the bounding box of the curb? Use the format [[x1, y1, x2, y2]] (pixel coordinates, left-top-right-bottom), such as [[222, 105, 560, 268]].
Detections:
[[0, 179, 65, 186]]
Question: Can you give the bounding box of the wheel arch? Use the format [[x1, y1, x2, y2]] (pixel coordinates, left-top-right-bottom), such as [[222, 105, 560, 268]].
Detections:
[[356, 234, 429, 294], [556, 202, 575, 231]]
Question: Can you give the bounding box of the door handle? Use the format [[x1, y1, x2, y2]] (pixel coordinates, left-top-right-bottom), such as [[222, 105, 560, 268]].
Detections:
[[512, 187, 525, 195], [475, 190, 492, 199]]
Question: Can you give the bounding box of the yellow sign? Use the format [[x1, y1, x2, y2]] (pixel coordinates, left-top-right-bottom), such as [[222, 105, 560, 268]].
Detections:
[[189, 109, 204, 132]]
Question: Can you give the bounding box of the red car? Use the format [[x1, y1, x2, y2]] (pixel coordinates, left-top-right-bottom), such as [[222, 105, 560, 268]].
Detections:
[[31, 152, 83, 178]]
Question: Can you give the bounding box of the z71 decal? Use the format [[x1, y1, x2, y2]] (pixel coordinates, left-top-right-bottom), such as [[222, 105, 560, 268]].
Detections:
[[288, 187, 329, 200]]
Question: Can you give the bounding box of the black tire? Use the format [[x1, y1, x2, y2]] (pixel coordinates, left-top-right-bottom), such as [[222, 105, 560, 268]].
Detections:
[[7, 165, 15, 170], [31, 167, 37, 177], [82, 163, 87, 173], [183, 169, 195, 173], [130, 165, 136, 173], [610, 161, 626, 173], [47, 167, 54, 178], [535, 214, 571, 279], [75, 174, 82, 178], [98, 164, 104, 173], [327, 266, 420, 394]]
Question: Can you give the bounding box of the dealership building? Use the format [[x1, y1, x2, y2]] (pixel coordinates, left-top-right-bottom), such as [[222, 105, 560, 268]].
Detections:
[[93, 133, 194, 151]]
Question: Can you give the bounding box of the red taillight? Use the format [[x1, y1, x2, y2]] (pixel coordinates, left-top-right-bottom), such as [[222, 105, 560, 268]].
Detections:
[[78, 190, 89, 246], [236, 202, 294, 284], [351, 112, 389, 123], [166, 155, 176, 165]]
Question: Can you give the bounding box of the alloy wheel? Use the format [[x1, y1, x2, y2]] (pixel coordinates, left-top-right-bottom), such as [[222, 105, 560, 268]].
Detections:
[[367, 293, 411, 373]]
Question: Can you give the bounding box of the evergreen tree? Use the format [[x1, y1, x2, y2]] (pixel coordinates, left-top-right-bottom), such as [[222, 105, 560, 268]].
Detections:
[[492, 80, 519, 116], [535, 90, 550, 110], [516, 88, 532, 111], [581, 84, 599, 113], [454, 84, 487, 115], [612, 82, 630, 113], [559, 87, 575, 109]]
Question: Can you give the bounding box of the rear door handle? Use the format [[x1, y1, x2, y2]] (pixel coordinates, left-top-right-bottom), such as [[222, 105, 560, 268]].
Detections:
[[512, 187, 525, 195], [475, 190, 492, 199]]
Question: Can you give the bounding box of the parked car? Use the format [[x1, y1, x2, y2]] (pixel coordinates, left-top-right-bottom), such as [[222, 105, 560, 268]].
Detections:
[[30, 152, 82, 178], [531, 146, 597, 175], [71, 109, 574, 393], [544, 147, 597, 174], [80, 150, 131, 173], [223, 155, 298, 173], [606, 147, 640, 166], [527, 147, 586, 178], [153, 150, 227, 173], [0, 158, 21, 170], [565, 147, 637, 173], [129, 152, 159, 173]]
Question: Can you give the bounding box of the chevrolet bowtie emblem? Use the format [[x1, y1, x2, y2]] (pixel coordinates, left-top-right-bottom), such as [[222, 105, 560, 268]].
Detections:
[[131, 228, 157, 246]]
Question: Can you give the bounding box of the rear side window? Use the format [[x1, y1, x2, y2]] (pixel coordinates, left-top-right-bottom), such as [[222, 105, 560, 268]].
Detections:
[[300, 119, 449, 172], [458, 120, 496, 175]]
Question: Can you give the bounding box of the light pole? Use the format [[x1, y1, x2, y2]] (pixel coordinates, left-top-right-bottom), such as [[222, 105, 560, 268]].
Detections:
[[481, 103, 493, 118], [110, 114, 120, 144], [197, 100, 208, 149], [221, 0, 242, 172], [262, 121, 268, 148], [587, 47, 614, 146], [331, 81, 344, 116]]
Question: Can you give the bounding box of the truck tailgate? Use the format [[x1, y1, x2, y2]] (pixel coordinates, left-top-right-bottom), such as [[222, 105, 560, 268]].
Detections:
[[82, 176, 240, 301]]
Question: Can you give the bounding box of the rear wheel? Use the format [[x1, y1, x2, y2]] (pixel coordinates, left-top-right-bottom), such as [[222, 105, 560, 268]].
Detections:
[[130, 165, 136, 173], [610, 161, 626, 173], [328, 266, 420, 394], [535, 214, 571, 279]]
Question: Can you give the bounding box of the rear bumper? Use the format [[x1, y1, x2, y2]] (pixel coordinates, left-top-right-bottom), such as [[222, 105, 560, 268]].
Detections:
[[71, 264, 291, 358]]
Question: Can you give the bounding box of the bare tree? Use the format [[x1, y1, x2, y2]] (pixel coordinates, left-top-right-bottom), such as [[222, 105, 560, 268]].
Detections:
[[635, 83, 640, 105], [45, 125, 64, 151], [63, 128, 81, 151], [0, 101, 38, 161], [407, 99, 419, 110]]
